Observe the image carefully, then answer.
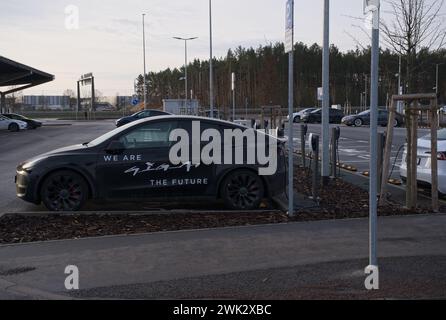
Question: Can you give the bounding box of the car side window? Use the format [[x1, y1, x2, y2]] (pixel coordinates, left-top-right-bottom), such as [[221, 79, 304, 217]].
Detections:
[[119, 121, 178, 149]]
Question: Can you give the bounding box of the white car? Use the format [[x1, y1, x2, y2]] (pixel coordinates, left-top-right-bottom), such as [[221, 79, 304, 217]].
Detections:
[[0, 115, 28, 132], [400, 129, 446, 194]]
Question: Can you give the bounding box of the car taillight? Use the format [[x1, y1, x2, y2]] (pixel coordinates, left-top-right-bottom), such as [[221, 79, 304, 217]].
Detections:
[[438, 152, 446, 161], [426, 151, 446, 160]]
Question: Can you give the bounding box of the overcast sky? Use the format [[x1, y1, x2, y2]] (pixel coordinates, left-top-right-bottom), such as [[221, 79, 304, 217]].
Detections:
[[1, 0, 377, 96]]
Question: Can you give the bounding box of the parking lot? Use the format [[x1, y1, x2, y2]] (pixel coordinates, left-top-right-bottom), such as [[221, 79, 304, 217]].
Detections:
[[0, 120, 116, 214], [288, 123, 431, 180]]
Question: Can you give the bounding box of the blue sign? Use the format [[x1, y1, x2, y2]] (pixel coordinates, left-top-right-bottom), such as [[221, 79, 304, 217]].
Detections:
[[286, 0, 294, 31], [131, 98, 139, 106]]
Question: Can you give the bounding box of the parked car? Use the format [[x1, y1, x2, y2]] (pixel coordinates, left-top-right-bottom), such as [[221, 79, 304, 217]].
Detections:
[[16, 116, 287, 211], [115, 109, 171, 127], [400, 129, 446, 194], [287, 108, 317, 123], [342, 109, 404, 127], [301, 108, 345, 124], [2, 113, 42, 129], [0, 115, 28, 132]]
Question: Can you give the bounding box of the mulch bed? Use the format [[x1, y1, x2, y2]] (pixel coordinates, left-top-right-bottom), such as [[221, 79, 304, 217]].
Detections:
[[0, 168, 441, 244]]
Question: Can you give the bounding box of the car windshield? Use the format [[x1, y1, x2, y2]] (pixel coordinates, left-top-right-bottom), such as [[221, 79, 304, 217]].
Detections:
[[358, 110, 370, 116], [421, 129, 446, 141], [86, 125, 133, 147]]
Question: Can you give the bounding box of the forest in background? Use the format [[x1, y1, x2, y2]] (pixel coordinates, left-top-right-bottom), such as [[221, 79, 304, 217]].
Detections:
[[136, 42, 446, 111]]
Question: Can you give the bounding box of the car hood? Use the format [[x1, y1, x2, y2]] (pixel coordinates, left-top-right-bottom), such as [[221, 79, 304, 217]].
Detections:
[[11, 119, 27, 125], [19, 144, 89, 169], [117, 116, 134, 122]]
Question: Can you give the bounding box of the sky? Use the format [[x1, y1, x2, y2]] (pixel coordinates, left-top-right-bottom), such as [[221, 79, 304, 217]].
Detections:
[[0, 0, 375, 96]]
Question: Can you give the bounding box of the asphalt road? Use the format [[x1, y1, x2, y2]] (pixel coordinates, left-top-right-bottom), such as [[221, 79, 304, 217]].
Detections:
[[287, 123, 431, 179], [0, 214, 444, 299], [0, 121, 116, 214]]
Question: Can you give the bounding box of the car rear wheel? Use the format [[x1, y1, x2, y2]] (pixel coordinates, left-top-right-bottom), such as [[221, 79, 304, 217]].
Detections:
[[221, 170, 264, 210], [354, 118, 363, 127], [293, 116, 300, 123], [41, 171, 88, 211], [393, 119, 400, 128], [8, 123, 19, 132]]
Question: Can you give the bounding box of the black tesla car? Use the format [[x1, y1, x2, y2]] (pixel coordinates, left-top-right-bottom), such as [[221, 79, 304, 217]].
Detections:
[[115, 109, 171, 127], [16, 116, 287, 211], [301, 108, 345, 124], [341, 109, 404, 127], [2, 113, 42, 129]]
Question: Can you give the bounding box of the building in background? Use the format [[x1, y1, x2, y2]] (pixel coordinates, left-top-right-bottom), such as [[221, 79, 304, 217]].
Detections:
[[163, 99, 199, 115], [116, 96, 132, 110], [22, 95, 70, 111]]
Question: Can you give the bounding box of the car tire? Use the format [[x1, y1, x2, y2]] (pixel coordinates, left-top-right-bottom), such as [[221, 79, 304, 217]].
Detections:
[[293, 116, 300, 123], [354, 118, 363, 127], [41, 170, 88, 212], [8, 123, 19, 132], [393, 119, 400, 128], [221, 170, 265, 210]]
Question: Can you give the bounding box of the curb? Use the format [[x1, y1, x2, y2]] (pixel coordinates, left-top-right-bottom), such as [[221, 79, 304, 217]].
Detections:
[[3, 209, 284, 218], [0, 278, 73, 300]]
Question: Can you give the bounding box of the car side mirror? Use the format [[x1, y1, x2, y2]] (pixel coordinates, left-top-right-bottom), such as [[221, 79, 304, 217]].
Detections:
[[106, 140, 125, 154]]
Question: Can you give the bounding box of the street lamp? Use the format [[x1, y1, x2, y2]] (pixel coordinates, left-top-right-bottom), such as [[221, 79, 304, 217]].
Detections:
[[209, 0, 214, 118], [142, 13, 147, 110], [173, 37, 198, 108], [434, 63, 444, 95]]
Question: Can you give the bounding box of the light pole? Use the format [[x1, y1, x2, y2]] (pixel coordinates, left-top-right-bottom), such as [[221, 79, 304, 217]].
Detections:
[[174, 37, 198, 108], [321, 0, 330, 186], [142, 13, 147, 110], [435, 63, 444, 95], [209, 0, 214, 118]]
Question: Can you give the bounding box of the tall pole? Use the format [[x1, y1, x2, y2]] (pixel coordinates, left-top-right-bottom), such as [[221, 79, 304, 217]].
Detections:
[[321, 0, 330, 186], [232, 72, 236, 121], [285, 0, 294, 216], [174, 37, 198, 109], [397, 55, 402, 112], [368, 0, 380, 267], [142, 13, 147, 110], [185, 40, 188, 105], [209, 0, 214, 118]]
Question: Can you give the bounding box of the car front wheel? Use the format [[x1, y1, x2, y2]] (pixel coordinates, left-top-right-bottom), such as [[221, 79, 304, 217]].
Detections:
[[221, 170, 265, 210], [354, 118, 363, 127], [8, 123, 19, 132], [41, 171, 88, 211]]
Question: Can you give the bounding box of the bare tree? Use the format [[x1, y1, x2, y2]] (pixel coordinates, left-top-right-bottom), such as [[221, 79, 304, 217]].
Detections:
[[381, 0, 446, 92]]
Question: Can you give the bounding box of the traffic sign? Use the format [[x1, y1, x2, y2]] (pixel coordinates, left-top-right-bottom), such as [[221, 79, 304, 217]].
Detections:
[[285, 0, 294, 53], [131, 97, 139, 106]]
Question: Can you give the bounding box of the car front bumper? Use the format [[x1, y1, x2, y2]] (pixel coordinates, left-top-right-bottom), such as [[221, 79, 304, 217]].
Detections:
[[400, 159, 446, 194]]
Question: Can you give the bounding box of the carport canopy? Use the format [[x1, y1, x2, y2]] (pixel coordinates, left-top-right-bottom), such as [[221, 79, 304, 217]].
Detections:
[[0, 55, 54, 110]]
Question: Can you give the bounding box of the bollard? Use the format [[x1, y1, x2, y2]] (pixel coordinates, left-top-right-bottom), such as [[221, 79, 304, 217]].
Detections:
[[377, 132, 386, 195], [331, 127, 340, 178], [310, 134, 320, 200], [301, 124, 308, 168]]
